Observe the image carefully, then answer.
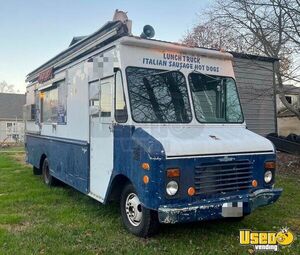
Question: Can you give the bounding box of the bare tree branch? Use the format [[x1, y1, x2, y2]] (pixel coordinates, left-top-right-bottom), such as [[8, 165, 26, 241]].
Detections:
[[182, 0, 300, 119], [0, 81, 16, 93]]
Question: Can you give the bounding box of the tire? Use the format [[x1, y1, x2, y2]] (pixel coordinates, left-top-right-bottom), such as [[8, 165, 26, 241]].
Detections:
[[120, 183, 159, 237], [287, 133, 297, 142], [33, 166, 42, 175], [42, 158, 58, 186]]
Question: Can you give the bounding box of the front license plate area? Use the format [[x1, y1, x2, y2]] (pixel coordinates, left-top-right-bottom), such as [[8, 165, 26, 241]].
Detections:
[[222, 202, 243, 217]]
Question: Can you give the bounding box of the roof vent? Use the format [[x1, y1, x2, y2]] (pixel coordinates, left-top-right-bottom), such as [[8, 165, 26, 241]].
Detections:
[[69, 36, 86, 47]]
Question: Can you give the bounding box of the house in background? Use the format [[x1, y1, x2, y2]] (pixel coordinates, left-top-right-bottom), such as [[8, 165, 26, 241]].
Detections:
[[230, 53, 278, 136], [0, 93, 26, 144], [277, 85, 300, 111], [276, 85, 300, 136]]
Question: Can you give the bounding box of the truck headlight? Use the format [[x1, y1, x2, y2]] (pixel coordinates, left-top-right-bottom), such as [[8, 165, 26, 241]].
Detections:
[[264, 170, 273, 183], [166, 181, 178, 196]]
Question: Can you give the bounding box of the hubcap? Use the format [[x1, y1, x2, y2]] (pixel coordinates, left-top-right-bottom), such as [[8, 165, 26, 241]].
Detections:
[[125, 193, 142, 226]]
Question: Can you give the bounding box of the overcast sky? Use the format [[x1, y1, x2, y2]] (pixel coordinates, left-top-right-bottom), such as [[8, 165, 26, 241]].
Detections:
[[0, 0, 211, 93]]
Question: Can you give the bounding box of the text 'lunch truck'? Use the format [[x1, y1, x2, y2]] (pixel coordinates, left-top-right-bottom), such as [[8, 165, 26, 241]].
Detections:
[[24, 11, 282, 237]]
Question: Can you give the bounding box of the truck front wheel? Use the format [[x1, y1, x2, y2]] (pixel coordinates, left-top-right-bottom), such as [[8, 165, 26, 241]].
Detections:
[[120, 183, 159, 237]]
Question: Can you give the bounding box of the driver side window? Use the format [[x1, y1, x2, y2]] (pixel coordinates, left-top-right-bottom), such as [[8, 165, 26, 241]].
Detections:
[[115, 70, 128, 123]]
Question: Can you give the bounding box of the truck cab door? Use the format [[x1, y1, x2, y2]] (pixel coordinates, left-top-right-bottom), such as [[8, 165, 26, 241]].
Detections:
[[89, 76, 114, 201]]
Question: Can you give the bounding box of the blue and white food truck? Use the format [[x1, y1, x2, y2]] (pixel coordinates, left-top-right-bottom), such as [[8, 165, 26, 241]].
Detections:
[[24, 11, 282, 237]]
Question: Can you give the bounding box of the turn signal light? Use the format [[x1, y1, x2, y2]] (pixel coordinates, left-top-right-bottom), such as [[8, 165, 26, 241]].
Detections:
[[252, 180, 258, 187], [264, 161, 276, 170], [141, 163, 150, 170], [188, 187, 195, 196], [143, 175, 149, 184], [167, 168, 180, 178]]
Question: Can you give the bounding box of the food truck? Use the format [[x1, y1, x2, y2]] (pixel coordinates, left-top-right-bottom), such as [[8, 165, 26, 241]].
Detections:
[[24, 11, 282, 237]]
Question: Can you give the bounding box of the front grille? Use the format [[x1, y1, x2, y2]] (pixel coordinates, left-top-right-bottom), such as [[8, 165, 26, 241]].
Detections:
[[194, 160, 253, 196]]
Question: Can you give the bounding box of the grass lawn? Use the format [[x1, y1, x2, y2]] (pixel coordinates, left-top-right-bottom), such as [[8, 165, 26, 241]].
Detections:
[[0, 148, 299, 254]]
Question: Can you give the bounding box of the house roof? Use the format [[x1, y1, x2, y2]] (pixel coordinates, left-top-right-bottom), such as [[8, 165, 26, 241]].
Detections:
[[229, 51, 279, 63], [279, 85, 300, 95], [0, 93, 26, 120]]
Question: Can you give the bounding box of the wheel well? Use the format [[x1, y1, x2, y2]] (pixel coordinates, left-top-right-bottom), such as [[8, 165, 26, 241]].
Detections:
[[107, 175, 131, 203], [39, 154, 47, 170]]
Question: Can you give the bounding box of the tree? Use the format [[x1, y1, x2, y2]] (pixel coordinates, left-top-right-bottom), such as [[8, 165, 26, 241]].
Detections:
[[182, 18, 257, 54], [182, 0, 300, 119], [272, 0, 300, 51], [0, 81, 16, 93]]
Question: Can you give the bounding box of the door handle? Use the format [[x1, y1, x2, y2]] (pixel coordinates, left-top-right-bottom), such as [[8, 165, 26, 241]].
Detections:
[[109, 121, 117, 132]]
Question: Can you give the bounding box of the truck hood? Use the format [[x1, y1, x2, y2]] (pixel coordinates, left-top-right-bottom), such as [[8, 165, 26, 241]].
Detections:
[[141, 126, 274, 158]]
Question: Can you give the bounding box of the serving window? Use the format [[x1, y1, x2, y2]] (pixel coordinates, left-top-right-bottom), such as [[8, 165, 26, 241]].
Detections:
[[40, 80, 67, 124]]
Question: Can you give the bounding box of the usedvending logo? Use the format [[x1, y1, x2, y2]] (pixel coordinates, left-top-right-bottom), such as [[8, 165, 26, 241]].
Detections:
[[239, 228, 295, 252]]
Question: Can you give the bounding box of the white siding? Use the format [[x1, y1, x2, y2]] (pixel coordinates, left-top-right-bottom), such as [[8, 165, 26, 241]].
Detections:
[[0, 120, 24, 143], [233, 58, 276, 136], [25, 48, 117, 142]]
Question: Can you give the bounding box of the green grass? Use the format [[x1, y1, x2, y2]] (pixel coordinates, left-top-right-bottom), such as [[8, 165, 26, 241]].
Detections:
[[0, 150, 299, 255]]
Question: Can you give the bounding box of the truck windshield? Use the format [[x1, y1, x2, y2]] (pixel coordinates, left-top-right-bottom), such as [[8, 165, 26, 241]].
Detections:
[[126, 67, 192, 123], [188, 73, 244, 123]]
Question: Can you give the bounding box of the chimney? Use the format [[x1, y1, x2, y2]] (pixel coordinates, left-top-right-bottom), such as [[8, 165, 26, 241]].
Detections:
[[113, 9, 132, 35]]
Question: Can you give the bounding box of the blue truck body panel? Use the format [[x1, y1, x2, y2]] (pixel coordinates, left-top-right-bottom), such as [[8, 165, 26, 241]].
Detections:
[[26, 124, 282, 223], [26, 134, 89, 194], [158, 188, 282, 223]]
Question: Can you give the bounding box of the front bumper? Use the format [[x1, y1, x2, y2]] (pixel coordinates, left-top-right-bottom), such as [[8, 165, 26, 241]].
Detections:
[[158, 188, 282, 224]]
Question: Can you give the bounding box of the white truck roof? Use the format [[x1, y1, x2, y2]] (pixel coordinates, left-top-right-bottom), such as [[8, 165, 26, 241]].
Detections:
[[26, 22, 232, 84]]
